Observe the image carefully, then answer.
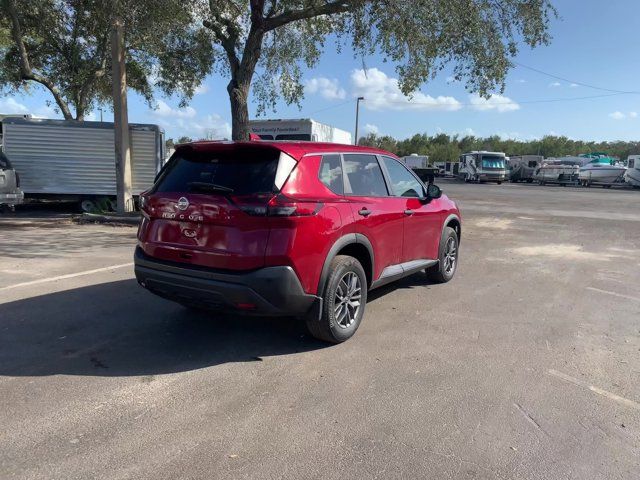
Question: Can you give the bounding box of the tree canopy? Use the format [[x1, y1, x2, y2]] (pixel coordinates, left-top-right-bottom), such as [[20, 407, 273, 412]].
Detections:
[[0, 0, 213, 120], [358, 132, 640, 163], [201, 0, 556, 140]]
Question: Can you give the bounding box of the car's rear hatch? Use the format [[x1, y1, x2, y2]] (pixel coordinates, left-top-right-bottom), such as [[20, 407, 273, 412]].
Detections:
[[138, 143, 298, 271]]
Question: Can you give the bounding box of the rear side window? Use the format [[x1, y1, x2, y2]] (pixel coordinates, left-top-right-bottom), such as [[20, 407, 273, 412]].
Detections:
[[154, 148, 281, 195], [318, 154, 344, 194], [343, 154, 388, 196]]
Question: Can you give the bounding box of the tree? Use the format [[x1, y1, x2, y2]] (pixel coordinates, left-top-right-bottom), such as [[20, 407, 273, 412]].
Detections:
[[0, 0, 212, 120], [201, 0, 555, 140]]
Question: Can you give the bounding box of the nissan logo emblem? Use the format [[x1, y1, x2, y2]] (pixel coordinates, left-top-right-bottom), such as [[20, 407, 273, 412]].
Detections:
[[176, 197, 189, 211]]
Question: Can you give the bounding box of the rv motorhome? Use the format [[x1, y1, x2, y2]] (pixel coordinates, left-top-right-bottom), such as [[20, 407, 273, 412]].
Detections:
[[458, 151, 507, 184]]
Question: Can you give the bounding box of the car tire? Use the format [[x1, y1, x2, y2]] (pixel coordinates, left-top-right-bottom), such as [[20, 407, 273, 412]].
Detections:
[[426, 226, 459, 283], [306, 255, 367, 343]]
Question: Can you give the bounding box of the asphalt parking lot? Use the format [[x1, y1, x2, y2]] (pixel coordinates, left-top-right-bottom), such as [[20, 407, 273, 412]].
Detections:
[[1, 182, 639, 480]]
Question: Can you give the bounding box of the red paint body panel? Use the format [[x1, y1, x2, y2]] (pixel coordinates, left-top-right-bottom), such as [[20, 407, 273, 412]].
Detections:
[[138, 140, 461, 297]]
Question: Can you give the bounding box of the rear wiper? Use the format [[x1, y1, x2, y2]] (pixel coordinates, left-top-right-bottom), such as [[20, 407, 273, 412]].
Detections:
[[187, 182, 234, 194]]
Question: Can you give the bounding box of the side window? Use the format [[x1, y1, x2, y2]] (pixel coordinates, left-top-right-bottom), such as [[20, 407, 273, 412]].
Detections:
[[318, 154, 344, 194], [381, 156, 424, 198], [343, 154, 388, 196]]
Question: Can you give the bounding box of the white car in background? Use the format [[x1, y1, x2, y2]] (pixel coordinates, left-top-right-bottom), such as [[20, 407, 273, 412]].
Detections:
[[0, 151, 24, 212]]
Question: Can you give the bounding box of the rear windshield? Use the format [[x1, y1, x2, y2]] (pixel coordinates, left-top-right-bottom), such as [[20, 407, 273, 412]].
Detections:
[[154, 148, 280, 195]]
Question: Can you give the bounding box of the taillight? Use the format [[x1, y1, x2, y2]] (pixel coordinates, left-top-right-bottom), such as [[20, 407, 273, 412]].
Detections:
[[267, 195, 322, 217], [235, 194, 322, 217]]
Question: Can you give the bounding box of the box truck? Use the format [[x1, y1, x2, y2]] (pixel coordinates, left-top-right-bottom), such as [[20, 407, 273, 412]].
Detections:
[[249, 118, 352, 144]]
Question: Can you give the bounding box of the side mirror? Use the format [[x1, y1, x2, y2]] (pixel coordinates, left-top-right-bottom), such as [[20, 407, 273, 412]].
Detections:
[[426, 183, 442, 200]]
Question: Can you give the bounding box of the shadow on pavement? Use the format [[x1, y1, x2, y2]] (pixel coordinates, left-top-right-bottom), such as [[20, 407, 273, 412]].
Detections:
[[0, 272, 436, 378], [0, 279, 328, 377]]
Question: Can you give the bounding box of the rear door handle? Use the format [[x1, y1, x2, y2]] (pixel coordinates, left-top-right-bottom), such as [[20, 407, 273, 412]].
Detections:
[[358, 208, 372, 217], [404, 209, 414, 216]]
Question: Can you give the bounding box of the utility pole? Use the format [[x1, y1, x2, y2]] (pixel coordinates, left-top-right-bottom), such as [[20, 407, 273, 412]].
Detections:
[[354, 96, 364, 145], [111, 3, 133, 213]]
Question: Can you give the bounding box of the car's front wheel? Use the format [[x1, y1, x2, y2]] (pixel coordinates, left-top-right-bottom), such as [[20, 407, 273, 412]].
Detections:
[[306, 255, 367, 343], [426, 226, 459, 283]]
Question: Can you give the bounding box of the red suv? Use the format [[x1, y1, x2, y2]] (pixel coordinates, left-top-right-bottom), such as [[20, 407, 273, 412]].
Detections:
[[135, 141, 461, 343]]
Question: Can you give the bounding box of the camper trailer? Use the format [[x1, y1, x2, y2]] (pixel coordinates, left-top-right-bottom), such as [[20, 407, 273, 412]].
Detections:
[[458, 151, 507, 184], [624, 155, 640, 187], [507, 155, 543, 183], [249, 118, 352, 144], [1, 117, 164, 211]]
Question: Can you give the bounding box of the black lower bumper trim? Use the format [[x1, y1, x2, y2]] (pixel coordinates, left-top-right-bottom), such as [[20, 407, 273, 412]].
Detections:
[[134, 247, 319, 316]]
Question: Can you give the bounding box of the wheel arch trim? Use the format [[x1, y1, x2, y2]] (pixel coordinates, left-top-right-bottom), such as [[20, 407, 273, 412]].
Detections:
[[317, 233, 375, 296], [442, 213, 462, 244]]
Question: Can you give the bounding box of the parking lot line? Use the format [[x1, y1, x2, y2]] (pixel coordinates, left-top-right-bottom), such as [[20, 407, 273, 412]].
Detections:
[[547, 369, 640, 410], [585, 287, 640, 303], [0, 263, 134, 292]]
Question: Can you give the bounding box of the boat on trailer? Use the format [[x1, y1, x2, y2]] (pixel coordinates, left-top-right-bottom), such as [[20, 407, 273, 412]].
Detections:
[[577, 153, 627, 187], [533, 156, 586, 185]]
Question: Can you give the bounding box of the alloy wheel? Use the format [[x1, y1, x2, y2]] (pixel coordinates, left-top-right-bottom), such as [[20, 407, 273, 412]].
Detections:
[[443, 237, 457, 275], [334, 272, 362, 328]]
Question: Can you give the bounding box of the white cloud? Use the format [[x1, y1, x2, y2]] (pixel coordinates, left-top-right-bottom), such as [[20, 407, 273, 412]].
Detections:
[[305, 77, 346, 100], [468, 93, 520, 112], [194, 84, 209, 95], [0, 97, 29, 114], [609, 111, 637, 120], [517, 79, 527, 84], [152, 100, 197, 119], [351, 68, 461, 111], [363, 123, 379, 135], [549, 82, 562, 87], [569, 83, 579, 88], [148, 100, 230, 139]]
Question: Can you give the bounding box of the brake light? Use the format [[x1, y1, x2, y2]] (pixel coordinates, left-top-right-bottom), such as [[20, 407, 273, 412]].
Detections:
[[267, 195, 322, 216], [235, 194, 322, 217]]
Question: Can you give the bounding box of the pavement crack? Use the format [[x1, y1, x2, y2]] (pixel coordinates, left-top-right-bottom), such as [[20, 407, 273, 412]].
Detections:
[[513, 402, 549, 437]]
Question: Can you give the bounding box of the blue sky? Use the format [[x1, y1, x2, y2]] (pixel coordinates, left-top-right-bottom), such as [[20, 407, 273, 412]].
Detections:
[[2, 0, 640, 142]]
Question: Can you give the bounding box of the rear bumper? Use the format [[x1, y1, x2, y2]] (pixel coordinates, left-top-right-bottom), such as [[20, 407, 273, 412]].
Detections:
[[0, 190, 24, 205], [134, 247, 320, 316]]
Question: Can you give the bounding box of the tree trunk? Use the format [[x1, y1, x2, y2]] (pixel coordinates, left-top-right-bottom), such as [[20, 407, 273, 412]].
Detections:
[[111, 9, 133, 213], [228, 81, 250, 141]]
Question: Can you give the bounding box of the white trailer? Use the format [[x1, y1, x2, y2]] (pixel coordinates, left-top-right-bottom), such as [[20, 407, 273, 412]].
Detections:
[[1, 117, 164, 210], [458, 151, 507, 184], [625, 155, 640, 187], [249, 118, 352, 144], [400, 154, 429, 169]]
